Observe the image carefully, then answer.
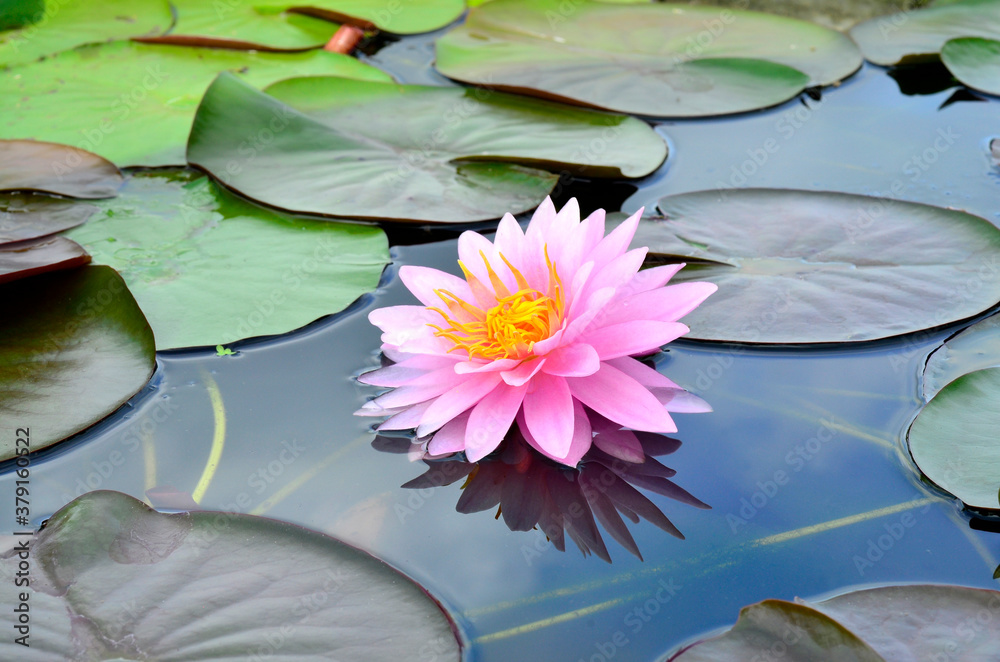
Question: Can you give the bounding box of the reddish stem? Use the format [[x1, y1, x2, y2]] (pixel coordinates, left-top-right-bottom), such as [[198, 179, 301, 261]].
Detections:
[[324, 24, 365, 54]]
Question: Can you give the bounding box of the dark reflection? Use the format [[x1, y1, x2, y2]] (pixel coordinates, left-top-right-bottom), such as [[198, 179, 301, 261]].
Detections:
[[888, 62, 957, 96], [548, 176, 639, 217], [374, 419, 709, 563], [938, 88, 988, 110]]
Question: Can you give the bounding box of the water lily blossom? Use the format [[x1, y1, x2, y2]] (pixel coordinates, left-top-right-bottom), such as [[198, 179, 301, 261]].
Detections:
[[356, 198, 716, 467]]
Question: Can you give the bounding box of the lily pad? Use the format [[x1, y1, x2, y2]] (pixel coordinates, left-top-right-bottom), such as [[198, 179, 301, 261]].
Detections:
[[923, 313, 1000, 400], [942, 36, 1000, 95], [0, 490, 461, 660], [434, 0, 862, 117], [850, 0, 1000, 66], [0, 41, 393, 166], [188, 73, 666, 223], [0, 0, 172, 68], [0, 235, 90, 284], [908, 367, 1000, 511], [0, 266, 155, 458], [0, 139, 122, 198], [281, 0, 466, 34], [64, 169, 389, 349], [633, 188, 1000, 343], [0, 194, 96, 243], [670, 584, 1000, 660]]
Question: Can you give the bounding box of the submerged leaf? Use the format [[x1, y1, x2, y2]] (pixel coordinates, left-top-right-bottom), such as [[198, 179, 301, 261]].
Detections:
[[634, 189, 1000, 343], [0, 490, 461, 660], [0, 266, 155, 458], [435, 0, 861, 117], [64, 169, 389, 349], [189, 73, 665, 223]]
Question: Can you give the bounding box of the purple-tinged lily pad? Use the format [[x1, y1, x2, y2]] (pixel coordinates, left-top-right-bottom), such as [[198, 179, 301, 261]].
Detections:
[[0, 139, 123, 199], [0, 194, 95, 244], [0, 266, 155, 459], [0, 490, 462, 661], [0, 235, 90, 284]]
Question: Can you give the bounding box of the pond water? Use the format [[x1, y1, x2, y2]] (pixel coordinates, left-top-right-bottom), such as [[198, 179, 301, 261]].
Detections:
[[4, 28, 1000, 662]]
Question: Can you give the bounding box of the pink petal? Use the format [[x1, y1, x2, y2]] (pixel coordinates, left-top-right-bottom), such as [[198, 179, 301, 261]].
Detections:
[[525, 197, 557, 241], [578, 321, 689, 360], [359, 355, 459, 387], [493, 213, 525, 272], [652, 388, 713, 413], [541, 343, 600, 377], [560, 286, 616, 346], [378, 401, 433, 430], [522, 373, 575, 457], [370, 380, 453, 410], [568, 248, 646, 324], [580, 208, 606, 257], [416, 372, 503, 437], [427, 412, 471, 455], [584, 207, 642, 270], [627, 263, 686, 295], [399, 265, 474, 308], [607, 281, 718, 324], [519, 400, 592, 467], [567, 363, 677, 433], [501, 357, 546, 386], [368, 306, 453, 355], [606, 356, 681, 389], [465, 382, 528, 462], [455, 358, 521, 374]]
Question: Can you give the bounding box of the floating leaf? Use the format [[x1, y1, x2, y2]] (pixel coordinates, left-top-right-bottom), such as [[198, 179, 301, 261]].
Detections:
[[137, 0, 341, 51], [281, 0, 466, 34], [0, 0, 43, 31], [0, 41, 393, 166], [64, 169, 389, 349], [0, 0, 172, 67], [909, 367, 1000, 511], [0, 139, 122, 198], [434, 0, 862, 117], [0, 194, 95, 243], [850, 0, 1000, 66], [942, 36, 1000, 95], [0, 266, 155, 459], [633, 188, 1000, 343], [188, 73, 666, 223], [0, 490, 461, 660], [671, 584, 1000, 660], [923, 313, 1000, 400], [0, 235, 90, 284]]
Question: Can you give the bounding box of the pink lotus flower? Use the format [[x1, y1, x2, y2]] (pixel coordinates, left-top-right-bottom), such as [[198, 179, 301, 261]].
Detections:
[[356, 198, 716, 467]]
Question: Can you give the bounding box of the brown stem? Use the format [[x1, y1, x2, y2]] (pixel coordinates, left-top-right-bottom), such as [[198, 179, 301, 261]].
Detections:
[[324, 24, 365, 54]]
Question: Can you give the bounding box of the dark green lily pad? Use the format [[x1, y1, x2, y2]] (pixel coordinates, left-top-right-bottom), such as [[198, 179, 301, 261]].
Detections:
[[0, 0, 43, 31], [189, 73, 666, 223], [0, 266, 155, 459], [942, 36, 1000, 95], [850, 0, 1000, 66], [0, 139, 123, 198], [633, 188, 1000, 343], [0, 41, 393, 166], [434, 0, 862, 117], [0, 235, 90, 284], [0, 0, 172, 68], [923, 313, 1000, 400], [0, 490, 461, 660], [909, 367, 1000, 511], [670, 584, 1000, 660], [0, 194, 96, 243], [64, 169, 389, 349]]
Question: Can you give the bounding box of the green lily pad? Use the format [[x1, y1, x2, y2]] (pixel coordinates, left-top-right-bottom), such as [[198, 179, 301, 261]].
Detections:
[[188, 73, 666, 223], [909, 367, 1000, 511], [942, 36, 1000, 95], [850, 0, 1000, 66], [671, 584, 1000, 660], [0, 266, 155, 459], [63, 169, 389, 349], [0, 235, 90, 284], [0, 139, 122, 198], [137, 0, 341, 51], [0, 194, 96, 243], [0, 0, 172, 68], [434, 0, 862, 117], [0, 490, 461, 660], [281, 0, 466, 34], [0, 41, 393, 166], [633, 188, 1000, 343], [0, 0, 43, 31], [923, 313, 1000, 400]]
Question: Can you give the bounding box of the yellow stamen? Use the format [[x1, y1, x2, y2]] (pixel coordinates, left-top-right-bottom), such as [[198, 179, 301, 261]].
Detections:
[[430, 247, 564, 360]]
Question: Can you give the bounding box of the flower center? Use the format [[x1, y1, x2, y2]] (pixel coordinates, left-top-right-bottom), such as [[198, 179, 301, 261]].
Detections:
[[429, 248, 563, 361]]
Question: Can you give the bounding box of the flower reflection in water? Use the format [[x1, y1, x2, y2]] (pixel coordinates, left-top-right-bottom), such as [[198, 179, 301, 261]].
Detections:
[[373, 411, 708, 562]]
